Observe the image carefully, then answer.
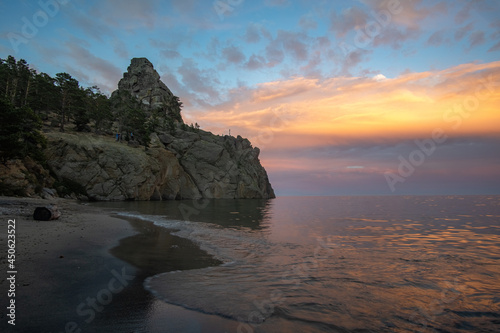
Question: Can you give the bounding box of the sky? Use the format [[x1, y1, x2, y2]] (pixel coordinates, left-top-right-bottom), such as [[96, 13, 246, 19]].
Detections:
[[1, 0, 499, 196]]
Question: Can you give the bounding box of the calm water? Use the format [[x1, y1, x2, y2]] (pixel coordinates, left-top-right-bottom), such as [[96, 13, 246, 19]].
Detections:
[[94, 196, 500, 332]]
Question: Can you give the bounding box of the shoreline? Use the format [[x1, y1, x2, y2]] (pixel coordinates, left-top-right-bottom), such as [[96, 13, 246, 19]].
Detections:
[[0, 196, 239, 332]]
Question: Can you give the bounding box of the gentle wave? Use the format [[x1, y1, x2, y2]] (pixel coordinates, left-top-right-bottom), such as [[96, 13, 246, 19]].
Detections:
[[113, 196, 500, 332]]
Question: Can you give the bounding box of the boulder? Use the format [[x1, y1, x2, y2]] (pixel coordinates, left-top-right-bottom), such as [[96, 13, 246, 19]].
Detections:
[[33, 205, 61, 221]]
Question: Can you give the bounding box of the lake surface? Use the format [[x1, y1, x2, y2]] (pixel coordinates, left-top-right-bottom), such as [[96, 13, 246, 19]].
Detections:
[[93, 196, 500, 332]]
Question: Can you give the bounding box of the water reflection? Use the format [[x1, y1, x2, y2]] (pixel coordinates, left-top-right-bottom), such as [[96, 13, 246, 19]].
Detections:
[[92, 198, 274, 230], [90, 196, 500, 332], [92, 217, 224, 332]]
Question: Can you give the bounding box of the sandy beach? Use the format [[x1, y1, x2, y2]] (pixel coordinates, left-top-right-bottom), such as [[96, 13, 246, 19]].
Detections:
[[0, 196, 239, 333]]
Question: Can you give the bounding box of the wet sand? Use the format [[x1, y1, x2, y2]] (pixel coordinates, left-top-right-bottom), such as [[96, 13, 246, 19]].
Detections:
[[0, 196, 240, 333]]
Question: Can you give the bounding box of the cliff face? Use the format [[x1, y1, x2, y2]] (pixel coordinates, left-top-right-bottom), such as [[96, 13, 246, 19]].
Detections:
[[157, 130, 275, 199], [44, 132, 200, 201], [44, 130, 275, 201], [42, 58, 275, 201]]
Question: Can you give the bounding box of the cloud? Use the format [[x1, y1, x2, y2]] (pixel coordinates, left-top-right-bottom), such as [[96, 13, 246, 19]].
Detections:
[[489, 41, 500, 53], [197, 60, 500, 149], [299, 13, 318, 30], [455, 0, 474, 24], [161, 49, 181, 59], [68, 8, 114, 41], [222, 45, 246, 65], [262, 30, 311, 67], [171, 0, 198, 14], [426, 31, 445, 46], [245, 54, 266, 70], [265, 40, 285, 67], [149, 38, 184, 59], [454, 0, 494, 25], [330, 0, 445, 54], [488, 21, 500, 52], [264, 0, 289, 7], [339, 48, 372, 76], [62, 40, 123, 93], [277, 30, 309, 62], [177, 58, 221, 104], [469, 31, 486, 49], [455, 23, 474, 41], [245, 23, 261, 43], [373, 74, 387, 81], [244, 22, 272, 43], [371, 26, 419, 50], [112, 39, 129, 59], [330, 6, 369, 38], [389, 0, 448, 30], [82, 0, 161, 31]]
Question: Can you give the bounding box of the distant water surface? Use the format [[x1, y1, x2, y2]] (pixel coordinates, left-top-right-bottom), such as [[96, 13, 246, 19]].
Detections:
[[93, 196, 500, 332]]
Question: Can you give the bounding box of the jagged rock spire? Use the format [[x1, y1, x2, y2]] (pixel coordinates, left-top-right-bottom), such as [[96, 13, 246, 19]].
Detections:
[[113, 57, 183, 123]]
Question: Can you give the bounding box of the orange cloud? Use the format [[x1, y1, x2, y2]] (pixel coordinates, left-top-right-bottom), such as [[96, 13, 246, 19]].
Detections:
[[193, 60, 500, 151]]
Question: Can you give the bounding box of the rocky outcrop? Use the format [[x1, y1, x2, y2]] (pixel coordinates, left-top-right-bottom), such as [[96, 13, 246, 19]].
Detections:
[[41, 57, 275, 201], [0, 157, 55, 198], [0, 58, 275, 201], [158, 129, 275, 199], [44, 129, 275, 201], [112, 57, 183, 122], [44, 132, 200, 201]]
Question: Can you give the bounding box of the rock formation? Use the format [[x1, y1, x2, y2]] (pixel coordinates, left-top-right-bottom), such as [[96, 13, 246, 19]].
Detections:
[[44, 129, 275, 200], [44, 132, 200, 201], [158, 129, 275, 199], [42, 58, 275, 200], [112, 57, 183, 122], [0, 157, 55, 198]]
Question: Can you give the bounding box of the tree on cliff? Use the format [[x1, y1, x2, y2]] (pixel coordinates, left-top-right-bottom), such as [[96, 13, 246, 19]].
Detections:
[[0, 98, 46, 163], [86, 86, 113, 134], [0, 56, 36, 108], [110, 90, 151, 147], [55, 72, 81, 132], [30, 73, 60, 119], [1, 56, 117, 133]]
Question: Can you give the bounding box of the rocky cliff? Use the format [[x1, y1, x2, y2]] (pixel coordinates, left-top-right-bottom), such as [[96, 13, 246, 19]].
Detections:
[[40, 58, 275, 200], [44, 132, 200, 200], [43, 129, 275, 200]]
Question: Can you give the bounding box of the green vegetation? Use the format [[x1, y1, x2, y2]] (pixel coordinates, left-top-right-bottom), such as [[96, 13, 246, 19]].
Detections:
[[0, 98, 46, 163], [109, 89, 152, 147], [0, 55, 113, 135], [0, 55, 190, 154]]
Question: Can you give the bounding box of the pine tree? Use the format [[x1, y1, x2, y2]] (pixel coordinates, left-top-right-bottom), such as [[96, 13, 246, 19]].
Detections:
[[110, 90, 150, 147], [86, 86, 112, 134], [55, 72, 80, 132], [0, 98, 46, 163]]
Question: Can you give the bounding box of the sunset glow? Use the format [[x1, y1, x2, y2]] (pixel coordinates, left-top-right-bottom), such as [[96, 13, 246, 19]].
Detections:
[[1, 0, 499, 195]]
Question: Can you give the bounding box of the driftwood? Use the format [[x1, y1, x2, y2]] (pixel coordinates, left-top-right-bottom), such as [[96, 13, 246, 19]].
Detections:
[[33, 205, 61, 221]]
